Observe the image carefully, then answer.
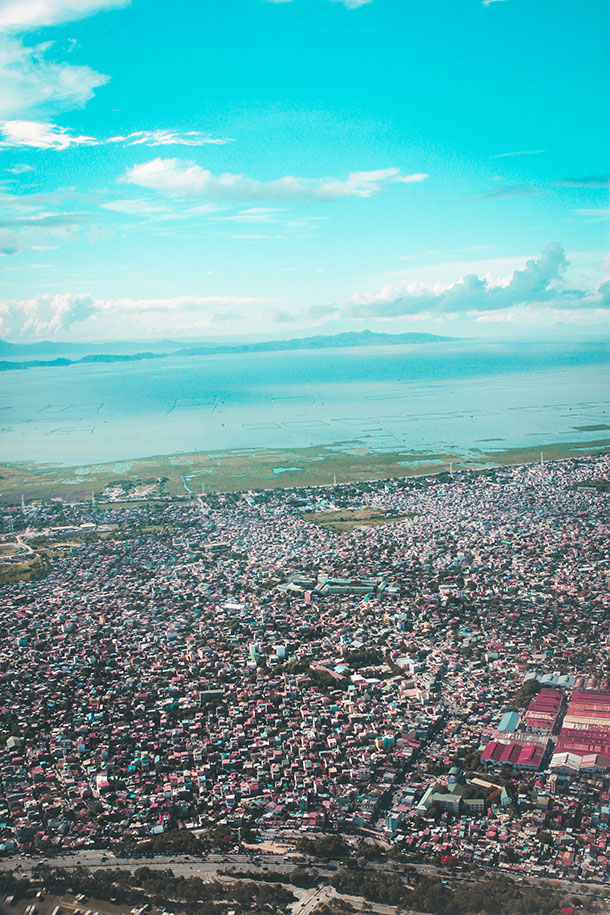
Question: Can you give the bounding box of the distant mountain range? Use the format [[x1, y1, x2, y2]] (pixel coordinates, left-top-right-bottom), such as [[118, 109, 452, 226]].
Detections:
[[0, 329, 455, 371]]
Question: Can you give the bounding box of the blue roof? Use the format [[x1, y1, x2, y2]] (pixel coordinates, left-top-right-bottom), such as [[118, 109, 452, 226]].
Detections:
[[498, 711, 520, 733]]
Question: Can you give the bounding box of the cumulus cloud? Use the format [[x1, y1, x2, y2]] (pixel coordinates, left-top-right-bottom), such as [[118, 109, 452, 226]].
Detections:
[[0, 0, 129, 31], [122, 158, 428, 202], [0, 292, 97, 338], [0, 35, 109, 118], [0, 292, 265, 339], [348, 244, 608, 317]]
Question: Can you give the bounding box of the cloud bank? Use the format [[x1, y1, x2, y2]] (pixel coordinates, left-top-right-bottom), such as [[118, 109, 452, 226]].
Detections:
[[348, 245, 608, 317], [3, 246, 608, 342], [122, 158, 429, 202], [0, 292, 264, 339]]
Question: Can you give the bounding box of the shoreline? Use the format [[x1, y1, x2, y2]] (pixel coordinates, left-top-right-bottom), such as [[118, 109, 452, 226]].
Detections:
[[1, 436, 609, 504]]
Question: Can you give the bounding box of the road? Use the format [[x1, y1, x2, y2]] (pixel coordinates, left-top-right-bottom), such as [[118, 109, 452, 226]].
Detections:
[[2, 847, 606, 906], [0, 850, 296, 877], [295, 885, 334, 915]]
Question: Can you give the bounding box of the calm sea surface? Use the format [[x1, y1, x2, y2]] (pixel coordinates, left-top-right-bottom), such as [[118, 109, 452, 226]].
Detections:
[[1, 341, 609, 465]]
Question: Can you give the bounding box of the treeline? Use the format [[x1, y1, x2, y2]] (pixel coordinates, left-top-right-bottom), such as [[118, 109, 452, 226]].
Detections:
[[329, 868, 584, 915], [219, 866, 318, 888], [6, 865, 294, 914], [115, 824, 253, 857], [115, 829, 208, 858], [296, 835, 351, 859], [331, 868, 407, 905]]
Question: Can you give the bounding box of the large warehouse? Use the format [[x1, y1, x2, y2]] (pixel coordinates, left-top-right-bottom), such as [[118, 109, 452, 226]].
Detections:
[[551, 690, 610, 774]]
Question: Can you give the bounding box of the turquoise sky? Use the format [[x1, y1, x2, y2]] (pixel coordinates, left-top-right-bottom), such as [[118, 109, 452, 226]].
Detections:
[[0, 0, 608, 341]]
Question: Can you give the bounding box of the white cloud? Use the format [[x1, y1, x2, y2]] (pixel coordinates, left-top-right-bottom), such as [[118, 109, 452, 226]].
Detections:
[[107, 129, 233, 147], [0, 118, 95, 148], [0, 35, 109, 118], [0, 1, 130, 120], [0, 292, 97, 338], [0, 292, 265, 339], [220, 207, 286, 223], [102, 198, 223, 222], [122, 158, 429, 202], [101, 198, 182, 218], [266, 0, 372, 5], [348, 245, 609, 317], [490, 149, 545, 159], [0, 120, 233, 148], [396, 172, 430, 184], [330, 0, 373, 7], [0, 0, 129, 31], [5, 162, 34, 172]]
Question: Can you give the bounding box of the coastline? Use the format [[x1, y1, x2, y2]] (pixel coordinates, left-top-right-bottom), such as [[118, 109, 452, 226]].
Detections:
[[1, 436, 609, 503]]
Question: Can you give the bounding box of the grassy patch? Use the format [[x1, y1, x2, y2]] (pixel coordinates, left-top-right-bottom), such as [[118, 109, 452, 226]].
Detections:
[[0, 543, 18, 556], [302, 507, 414, 533], [0, 552, 50, 584], [1, 436, 609, 502]]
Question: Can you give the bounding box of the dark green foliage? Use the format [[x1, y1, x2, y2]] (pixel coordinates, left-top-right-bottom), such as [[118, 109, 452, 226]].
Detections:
[[296, 834, 351, 859], [331, 868, 408, 905], [511, 677, 541, 710], [409, 875, 572, 915], [220, 867, 318, 888], [115, 829, 208, 857], [19, 865, 294, 913], [343, 648, 384, 669]]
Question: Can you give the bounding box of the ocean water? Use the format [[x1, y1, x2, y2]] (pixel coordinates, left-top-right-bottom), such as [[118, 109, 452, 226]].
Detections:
[[0, 341, 609, 465]]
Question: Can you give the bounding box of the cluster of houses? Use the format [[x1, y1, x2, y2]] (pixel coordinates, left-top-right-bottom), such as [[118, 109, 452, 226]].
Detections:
[[0, 452, 608, 885]]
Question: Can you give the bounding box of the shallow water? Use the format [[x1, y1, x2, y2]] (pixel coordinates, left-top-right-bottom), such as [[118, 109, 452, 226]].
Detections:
[[1, 341, 609, 465]]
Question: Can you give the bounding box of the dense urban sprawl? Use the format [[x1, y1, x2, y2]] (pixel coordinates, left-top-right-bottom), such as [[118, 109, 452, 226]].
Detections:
[[1, 454, 609, 892]]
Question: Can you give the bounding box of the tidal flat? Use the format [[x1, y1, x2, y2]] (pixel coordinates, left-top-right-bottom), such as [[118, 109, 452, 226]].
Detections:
[[1, 437, 609, 503]]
